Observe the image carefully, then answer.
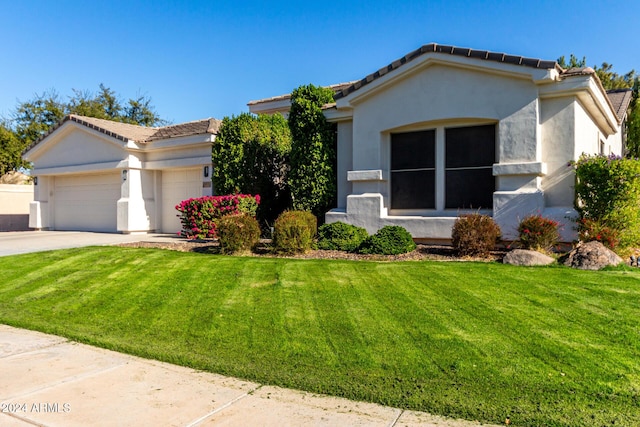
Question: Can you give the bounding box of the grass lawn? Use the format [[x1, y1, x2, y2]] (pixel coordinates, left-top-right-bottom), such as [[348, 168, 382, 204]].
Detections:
[[1, 247, 640, 426]]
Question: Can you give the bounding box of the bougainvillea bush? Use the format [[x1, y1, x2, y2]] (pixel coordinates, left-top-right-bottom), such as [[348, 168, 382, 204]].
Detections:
[[175, 194, 259, 239], [517, 215, 560, 252]]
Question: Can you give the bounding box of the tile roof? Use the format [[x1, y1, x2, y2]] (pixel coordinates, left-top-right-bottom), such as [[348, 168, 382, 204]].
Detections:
[[606, 89, 633, 121], [247, 82, 357, 106], [26, 115, 220, 153], [334, 43, 563, 100]]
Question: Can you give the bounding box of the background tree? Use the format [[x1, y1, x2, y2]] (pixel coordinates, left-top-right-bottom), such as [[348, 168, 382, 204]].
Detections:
[[558, 55, 640, 157], [212, 112, 292, 224], [0, 84, 165, 175], [287, 84, 337, 220], [0, 121, 27, 175]]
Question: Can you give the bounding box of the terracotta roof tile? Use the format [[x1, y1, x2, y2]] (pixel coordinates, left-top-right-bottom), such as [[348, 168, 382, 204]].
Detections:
[[25, 115, 220, 154], [606, 89, 633, 121]]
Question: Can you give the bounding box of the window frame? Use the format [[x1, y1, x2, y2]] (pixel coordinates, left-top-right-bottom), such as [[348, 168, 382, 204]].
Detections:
[[388, 122, 497, 216]]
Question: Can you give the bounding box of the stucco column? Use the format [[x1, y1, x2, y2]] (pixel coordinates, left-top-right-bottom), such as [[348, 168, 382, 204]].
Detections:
[[117, 168, 151, 233]]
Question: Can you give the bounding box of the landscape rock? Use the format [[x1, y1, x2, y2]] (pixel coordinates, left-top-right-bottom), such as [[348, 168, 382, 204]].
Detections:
[[503, 249, 555, 266], [562, 241, 623, 270]]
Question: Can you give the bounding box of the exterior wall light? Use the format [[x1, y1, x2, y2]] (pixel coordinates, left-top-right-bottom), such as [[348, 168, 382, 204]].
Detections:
[[204, 166, 210, 178], [33, 176, 38, 185], [122, 169, 128, 181]]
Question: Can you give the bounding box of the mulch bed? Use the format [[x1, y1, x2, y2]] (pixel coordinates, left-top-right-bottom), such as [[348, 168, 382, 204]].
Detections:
[[117, 239, 508, 262]]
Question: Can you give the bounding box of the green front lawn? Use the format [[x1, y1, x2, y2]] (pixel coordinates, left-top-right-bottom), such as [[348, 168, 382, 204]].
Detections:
[[1, 247, 639, 426]]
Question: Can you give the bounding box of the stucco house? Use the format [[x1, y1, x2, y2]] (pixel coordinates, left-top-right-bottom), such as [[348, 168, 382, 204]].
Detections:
[[23, 115, 219, 234], [250, 43, 633, 242]]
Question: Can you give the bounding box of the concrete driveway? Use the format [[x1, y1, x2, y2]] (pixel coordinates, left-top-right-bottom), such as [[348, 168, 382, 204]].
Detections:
[[0, 231, 181, 257]]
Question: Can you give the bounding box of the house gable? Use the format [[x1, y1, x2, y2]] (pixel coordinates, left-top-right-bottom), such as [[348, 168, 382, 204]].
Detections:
[[25, 122, 127, 173]]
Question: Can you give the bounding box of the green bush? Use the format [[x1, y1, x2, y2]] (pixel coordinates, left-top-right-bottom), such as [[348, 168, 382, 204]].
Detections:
[[273, 210, 317, 254], [216, 213, 261, 253], [357, 225, 416, 255], [573, 154, 640, 248], [517, 215, 560, 252], [451, 214, 501, 257], [317, 221, 369, 252]]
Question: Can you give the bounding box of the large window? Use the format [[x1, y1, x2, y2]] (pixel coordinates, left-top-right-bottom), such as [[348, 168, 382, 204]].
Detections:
[[445, 125, 495, 209], [391, 130, 435, 209], [390, 124, 495, 211]]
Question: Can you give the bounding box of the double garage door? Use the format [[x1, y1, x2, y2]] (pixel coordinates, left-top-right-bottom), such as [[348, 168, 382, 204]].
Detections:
[[53, 173, 120, 232], [52, 169, 202, 233]]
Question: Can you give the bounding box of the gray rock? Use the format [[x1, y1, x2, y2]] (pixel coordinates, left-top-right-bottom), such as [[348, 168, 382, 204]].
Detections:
[[562, 241, 623, 270], [503, 249, 555, 266]]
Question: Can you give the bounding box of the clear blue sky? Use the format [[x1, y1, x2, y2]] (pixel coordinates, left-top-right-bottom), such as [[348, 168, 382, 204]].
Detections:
[[1, 0, 639, 125]]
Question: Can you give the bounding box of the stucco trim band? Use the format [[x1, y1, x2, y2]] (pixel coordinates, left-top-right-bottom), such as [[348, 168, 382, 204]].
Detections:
[[493, 162, 546, 176], [347, 170, 386, 182]]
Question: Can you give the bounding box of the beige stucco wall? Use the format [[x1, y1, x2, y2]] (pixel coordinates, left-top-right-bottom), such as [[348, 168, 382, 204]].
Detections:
[[327, 61, 623, 242], [0, 184, 34, 231]]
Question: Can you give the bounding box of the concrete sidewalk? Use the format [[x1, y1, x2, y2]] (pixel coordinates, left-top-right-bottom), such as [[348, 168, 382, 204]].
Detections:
[[0, 325, 498, 427]]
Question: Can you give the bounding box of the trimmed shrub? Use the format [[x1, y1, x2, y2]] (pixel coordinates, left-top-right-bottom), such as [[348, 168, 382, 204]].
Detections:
[[357, 225, 416, 255], [216, 213, 261, 253], [175, 194, 260, 239], [578, 218, 621, 250], [317, 221, 368, 252], [273, 210, 317, 254], [517, 215, 560, 252], [451, 214, 501, 257], [573, 154, 640, 248]]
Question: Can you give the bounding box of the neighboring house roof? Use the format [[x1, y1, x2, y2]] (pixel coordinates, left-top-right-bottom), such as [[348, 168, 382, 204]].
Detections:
[[333, 43, 562, 100], [26, 115, 221, 153], [247, 82, 357, 108], [606, 88, 634, 121]]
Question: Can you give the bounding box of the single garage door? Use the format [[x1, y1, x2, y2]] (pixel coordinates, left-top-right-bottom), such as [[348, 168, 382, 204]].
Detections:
[[53, 173, 120, 232], [161, 168, 202, 233]]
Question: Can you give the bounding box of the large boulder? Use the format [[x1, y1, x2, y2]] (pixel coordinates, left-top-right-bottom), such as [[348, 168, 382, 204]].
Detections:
[[562, 241, 623, 270], [503, 249, 555, 266]]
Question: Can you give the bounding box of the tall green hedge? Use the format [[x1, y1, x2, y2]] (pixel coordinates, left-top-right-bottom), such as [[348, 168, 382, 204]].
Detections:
[[573, 154, 640, 248], [212, 113, 291, 224], [288, 84, 337, 220]]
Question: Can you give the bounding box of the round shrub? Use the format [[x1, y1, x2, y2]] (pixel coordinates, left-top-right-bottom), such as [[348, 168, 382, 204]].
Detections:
[[273, 210, 317, 254], [317, 221, 368, 252], [517, 214, 560, 252], [357, 225, 416, 255], [451, 213, 501, 257], [216, 213, 261, 253]]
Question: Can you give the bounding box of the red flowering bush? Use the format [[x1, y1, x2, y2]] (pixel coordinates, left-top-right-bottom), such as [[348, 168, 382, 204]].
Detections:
[[578, 218, 620, 250], [517, 215, 560, 252], [175, 194, 260, 239]]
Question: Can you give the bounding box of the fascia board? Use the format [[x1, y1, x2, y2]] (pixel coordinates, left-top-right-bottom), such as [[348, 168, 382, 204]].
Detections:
[[143, 156, 212, 170], [32, 160, 124, 176], [142, 134, 214, 151], [323, 106, 353, 122], [539, 77, 618, 134], [248, 98, 292, 116]]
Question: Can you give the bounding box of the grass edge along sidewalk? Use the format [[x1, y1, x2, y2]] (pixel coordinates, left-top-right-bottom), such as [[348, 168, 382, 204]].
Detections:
[[1, 246, 639, 426]]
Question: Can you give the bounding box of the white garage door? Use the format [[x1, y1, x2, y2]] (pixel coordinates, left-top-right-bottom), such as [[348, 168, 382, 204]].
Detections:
[[161, 168, 202, 233], [53, 173, 120, 232]]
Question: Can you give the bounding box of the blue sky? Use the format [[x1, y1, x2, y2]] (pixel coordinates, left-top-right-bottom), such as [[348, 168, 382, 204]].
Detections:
[[1, 0, 639, 125]]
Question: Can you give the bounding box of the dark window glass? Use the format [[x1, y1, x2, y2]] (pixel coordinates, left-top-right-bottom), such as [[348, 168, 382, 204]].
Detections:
[[391, 170, 435, 209], [445, 125, 495, 168], [445, 124, 495, 209], [391, 130, 436, 209], [445, 169, 494, 209], [391, 130, 435, 170]]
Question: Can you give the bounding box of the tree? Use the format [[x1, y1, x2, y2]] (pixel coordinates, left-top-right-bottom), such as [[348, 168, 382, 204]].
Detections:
[[0, 121, 27, 175], [287, 84, 337, 220], [212, 112, 292, 223], [558, 55, 640, 157], [4, 85, 166, 173]]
